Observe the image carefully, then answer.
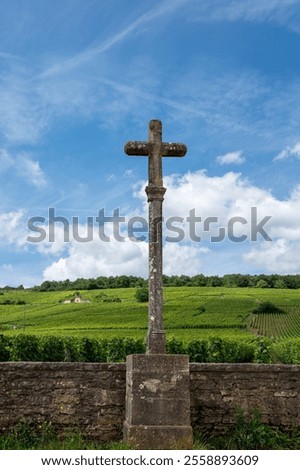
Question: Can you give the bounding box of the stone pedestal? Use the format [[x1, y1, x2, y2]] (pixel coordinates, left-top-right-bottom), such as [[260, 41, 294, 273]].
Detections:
[[123, 354, 193, 449]]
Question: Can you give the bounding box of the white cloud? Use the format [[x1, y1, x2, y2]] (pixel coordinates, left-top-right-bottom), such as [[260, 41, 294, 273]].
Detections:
[[17, 155, 47, 188], [244, 239, 300, 273], [163, 244, 209, 276], [0, 210, 28, 248], [0, 148, 13, 168], [39, 169, 300, 280], [34, 224, 69, 257], [274, 142, 300, 161], [142, 170, 300, 273], [43, 236, 149, 281], [42, 230, 211, 281], [216, 150, 245, 165], [0, 209, 65, 255], [0, 149, 46, 188]]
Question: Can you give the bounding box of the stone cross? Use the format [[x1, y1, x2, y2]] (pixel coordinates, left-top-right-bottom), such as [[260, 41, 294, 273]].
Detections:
[[124, 120, 187, 354]]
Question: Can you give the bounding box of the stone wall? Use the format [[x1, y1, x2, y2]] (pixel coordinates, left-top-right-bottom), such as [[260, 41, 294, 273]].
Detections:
[[0, 362, 299, 439], [190, 363, 300, 434], [0, 362, 126, 441]]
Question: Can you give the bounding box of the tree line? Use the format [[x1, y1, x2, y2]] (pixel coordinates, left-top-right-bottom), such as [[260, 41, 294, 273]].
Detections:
[[12, 273, 299, 291]]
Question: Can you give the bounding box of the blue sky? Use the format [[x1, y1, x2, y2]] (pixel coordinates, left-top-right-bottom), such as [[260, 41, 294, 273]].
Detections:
[[1, 0, 300, 286]]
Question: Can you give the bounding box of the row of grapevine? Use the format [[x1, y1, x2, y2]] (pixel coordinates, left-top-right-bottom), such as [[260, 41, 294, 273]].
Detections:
[[251, 308, 300, 338], [1, 334, 300, 363], [0, 335, 145, 363]]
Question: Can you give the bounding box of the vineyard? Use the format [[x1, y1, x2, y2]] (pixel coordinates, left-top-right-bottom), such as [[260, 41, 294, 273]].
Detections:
[[0, 286, 299, 341], [251, 307, 300, 338]]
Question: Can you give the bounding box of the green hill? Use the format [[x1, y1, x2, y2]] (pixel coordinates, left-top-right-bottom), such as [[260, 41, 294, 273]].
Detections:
[[0, 287, 299, 341]]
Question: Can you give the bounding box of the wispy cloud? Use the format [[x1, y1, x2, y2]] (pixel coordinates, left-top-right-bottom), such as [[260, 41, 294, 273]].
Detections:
[[106, 174, 116, 182], [1, 0, 299, 157], [191, 0, 300, 32], [39, 0, 189, 79], [274, 142, 300, 161], [2, 58, 300, 157], [0, 69, 48, 144], [92, 75, 208, 121], [0, 149, 46, 188], [216, 151, 245, 165], [0, 52, 29, 63], [0, 149, 13, 170], [18, 156, 47, 188]]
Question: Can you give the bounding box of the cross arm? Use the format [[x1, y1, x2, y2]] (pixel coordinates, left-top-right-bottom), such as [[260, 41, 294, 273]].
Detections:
[[124, 141, 187, 157], [124, 141, 149, 156], [162, 143, 187, 157]]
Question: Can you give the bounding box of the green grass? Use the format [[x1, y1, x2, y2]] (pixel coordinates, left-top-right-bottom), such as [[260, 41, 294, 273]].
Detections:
[[2, 413, 300, 450], [0, 287, 300, 340], [196, 408, 300, 450], [0, 420, 131, 450]]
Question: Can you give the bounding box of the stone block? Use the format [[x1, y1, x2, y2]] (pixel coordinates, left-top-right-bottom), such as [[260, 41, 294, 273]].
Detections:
[[123, 422, 193, 450], [123, 354, 193, 449]]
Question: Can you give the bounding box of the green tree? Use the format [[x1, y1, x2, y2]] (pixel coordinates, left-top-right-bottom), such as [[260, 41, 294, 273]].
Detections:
[[255, 279, 269, 289], [274, 279, 287, 289], [135, 287, 149, 303]]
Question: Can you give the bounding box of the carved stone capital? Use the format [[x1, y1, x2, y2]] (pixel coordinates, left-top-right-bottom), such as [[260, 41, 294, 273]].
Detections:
[[145, 186, 166, 202]]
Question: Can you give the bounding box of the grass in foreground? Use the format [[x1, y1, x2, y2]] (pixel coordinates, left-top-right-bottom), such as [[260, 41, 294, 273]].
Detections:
[[196, 409, 300, 450], [0, 421, 130, 450], [1, 412, 300, 450]]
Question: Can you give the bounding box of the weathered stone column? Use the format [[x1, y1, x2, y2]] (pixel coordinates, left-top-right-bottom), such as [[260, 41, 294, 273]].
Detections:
[[145, 186, 166, 353], [124, 119, 186, 354], [146, 120, 166, 354], [123, 121, 192, 449]]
